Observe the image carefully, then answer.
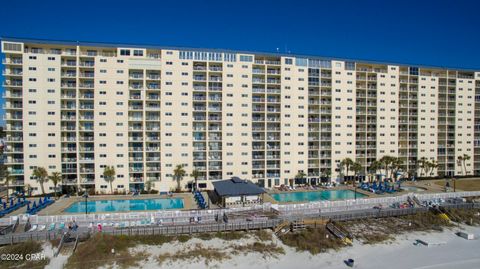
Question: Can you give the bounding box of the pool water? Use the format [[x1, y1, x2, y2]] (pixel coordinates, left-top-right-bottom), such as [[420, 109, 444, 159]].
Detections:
[[270, 190, 366, 203], [64, 198, 184, 213]]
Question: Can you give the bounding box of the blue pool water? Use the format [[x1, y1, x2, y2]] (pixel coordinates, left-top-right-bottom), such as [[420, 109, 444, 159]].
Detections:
[[270, 190, 366, 203], [64, 198, 184, 213]]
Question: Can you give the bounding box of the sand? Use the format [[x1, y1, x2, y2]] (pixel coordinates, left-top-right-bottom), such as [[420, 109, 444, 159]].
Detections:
[[43, 225, 480, 269]]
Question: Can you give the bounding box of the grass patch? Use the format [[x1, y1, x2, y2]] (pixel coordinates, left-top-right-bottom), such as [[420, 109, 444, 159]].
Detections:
[[214, 231, 248, 241], [0, 241, 50, 269], [279, 227, 345, 254], [157, 241, 284, 265], [252, 230, 272, 241], [232, 242, 284, 258], [65, 234, 148, 269], [433, 179, 480, 191], [49, 238, 61, 248], [447, 208, 480, 225], [157, 243, 229, 266], [360, 233, 393, 244], [343, 211, 452, 245]]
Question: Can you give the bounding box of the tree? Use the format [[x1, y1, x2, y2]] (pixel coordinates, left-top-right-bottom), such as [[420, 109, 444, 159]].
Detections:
[[145, 179, 155, 193], [190, 169, 201, 192], [48, 172, 62, 199], [340, 158, 354, 182], [379, 156, 395, 181], [427, 160, 438, 176], [173, 164, 186, 192], [32, 167, 48, 195], [321, 169, 332, 183], [351, 162, 363, 183], [368, 160, 382, 182], [390, 158, 404, 180], [417, 157, 429, 176], [2, 170, 15, 201], [461, 154, 471, 176], [295, 171, 307, 185], [103, 166, 116, 194], [24, 184, 32, 197]]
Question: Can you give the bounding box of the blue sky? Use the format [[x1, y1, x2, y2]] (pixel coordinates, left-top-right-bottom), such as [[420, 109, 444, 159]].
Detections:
[[1, 0, 480, 123]]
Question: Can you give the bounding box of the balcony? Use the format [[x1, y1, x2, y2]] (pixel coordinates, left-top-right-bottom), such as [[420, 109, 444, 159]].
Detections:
[[3, 58, 23, 65], [79, 61, 94, 67]]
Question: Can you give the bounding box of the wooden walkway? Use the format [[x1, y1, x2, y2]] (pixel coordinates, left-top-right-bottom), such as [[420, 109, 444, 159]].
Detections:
[[0, 202, 478, 246]]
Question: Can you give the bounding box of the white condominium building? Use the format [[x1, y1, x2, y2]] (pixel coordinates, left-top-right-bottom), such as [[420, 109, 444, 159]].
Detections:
[[2, 38, 479, 195]]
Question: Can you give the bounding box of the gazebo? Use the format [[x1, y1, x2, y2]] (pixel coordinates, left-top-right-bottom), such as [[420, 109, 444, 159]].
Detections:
[[212, 177, 266, 207]]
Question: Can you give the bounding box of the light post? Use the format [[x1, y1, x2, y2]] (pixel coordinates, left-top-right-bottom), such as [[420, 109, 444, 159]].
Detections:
[[83, 193, 88, 215]]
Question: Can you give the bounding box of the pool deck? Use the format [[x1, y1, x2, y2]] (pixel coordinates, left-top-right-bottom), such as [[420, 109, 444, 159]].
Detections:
[[4, 192, 200, 216], [264, 180, 450, 204]]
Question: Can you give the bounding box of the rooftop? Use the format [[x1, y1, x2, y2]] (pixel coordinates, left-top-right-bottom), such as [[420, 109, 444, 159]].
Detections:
[[213, 177, 266, 197], [1, 36, 479, 72]]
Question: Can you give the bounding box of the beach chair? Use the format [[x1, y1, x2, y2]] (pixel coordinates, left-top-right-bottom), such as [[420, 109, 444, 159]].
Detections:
[[58, 222, 65, 230], [48, 223, 56, 231], [37, 225, 46, 231], [28, 224, 38, 232]]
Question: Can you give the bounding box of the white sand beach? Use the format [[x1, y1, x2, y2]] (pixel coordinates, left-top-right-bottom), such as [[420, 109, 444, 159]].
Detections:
[[43, 225, 480, 269]]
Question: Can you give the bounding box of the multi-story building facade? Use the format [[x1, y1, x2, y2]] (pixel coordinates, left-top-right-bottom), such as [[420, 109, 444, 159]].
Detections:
[[1, 38, 479, 195]]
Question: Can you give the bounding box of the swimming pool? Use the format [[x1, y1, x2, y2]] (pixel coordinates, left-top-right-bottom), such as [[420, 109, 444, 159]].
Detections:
[[64, 198, 184, 213], [270, 190, 366, 203], [400, 186, 426, 192]]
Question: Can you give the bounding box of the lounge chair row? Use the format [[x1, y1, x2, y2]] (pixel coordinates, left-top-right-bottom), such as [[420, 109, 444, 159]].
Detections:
[[360, 182, 397, 194], [194, 191, 207, 209], [0, 197, 30, 217], [27, 196, 55, 215]]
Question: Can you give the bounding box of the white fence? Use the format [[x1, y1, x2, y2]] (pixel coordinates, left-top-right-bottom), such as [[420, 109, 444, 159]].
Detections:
[[1, 191, 480, 227], [273, 191, 480, 215], [0, 203, 272, 227]]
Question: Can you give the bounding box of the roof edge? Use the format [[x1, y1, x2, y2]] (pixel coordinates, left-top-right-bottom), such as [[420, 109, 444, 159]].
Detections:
[[1, 36, 479, 72]]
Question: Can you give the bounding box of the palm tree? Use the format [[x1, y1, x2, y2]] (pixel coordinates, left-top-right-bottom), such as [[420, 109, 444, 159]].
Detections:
[[322, 169, 332, 183], [145, 179, 154, 193], [352, 162, 363, 183], [295, 171, 307, 185], [379, 156, 394, 181], [461, 154, 471, 176], [190, 169, 201, 192], [23, 184, 32, 197], [103, 166, 116, 194], [340, 158, 354, 183], [368, 160, 382, 182], [2, 170, 15, 201], [390, 158, 404, 180], [173, 165, 186, 192], [427, 160, 438, 176], [48, 172, 62, 199], [457, 155, 464, 176], [32, 167, 48, 195], [417, 157, 428, 176]]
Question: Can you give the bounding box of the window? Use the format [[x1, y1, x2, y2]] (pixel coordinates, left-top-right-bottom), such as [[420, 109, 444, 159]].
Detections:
[[120, 49, 130, 56], [345, 62, 355, 70], [133, 50, 143, 56], [239, 55, 253, 62]]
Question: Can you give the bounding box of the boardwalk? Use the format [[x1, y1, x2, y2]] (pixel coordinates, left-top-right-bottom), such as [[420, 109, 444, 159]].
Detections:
[[0, 191, 479, 245]]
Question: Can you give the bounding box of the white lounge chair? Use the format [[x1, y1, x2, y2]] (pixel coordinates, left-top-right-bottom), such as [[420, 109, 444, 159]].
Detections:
[[28, 224, 38, 232]]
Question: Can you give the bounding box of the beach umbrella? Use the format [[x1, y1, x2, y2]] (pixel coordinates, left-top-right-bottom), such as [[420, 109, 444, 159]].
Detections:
[[32, 201, 37, 209], [27, 203, 30, 211], [2, 202, 6, 209]]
